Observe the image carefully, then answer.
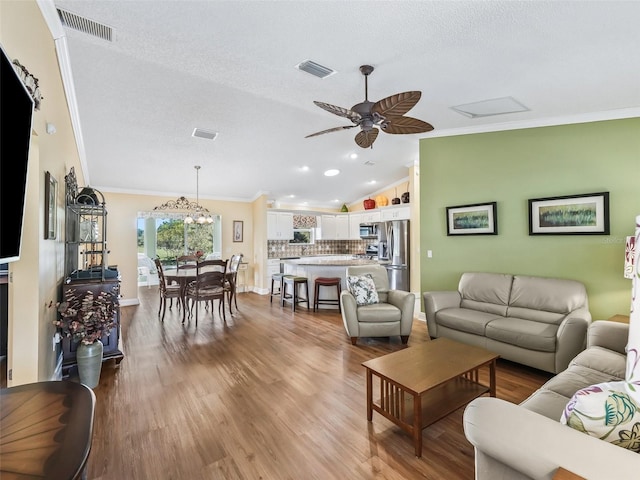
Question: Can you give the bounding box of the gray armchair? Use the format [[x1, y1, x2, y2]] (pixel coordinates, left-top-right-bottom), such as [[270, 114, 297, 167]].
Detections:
[[340, 264, 415, 345]]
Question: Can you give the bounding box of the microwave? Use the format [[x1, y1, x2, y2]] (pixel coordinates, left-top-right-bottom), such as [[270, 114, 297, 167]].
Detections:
[[359, 223, 379, 238]]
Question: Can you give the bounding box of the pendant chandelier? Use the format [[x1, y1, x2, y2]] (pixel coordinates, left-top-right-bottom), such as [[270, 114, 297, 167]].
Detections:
[[184, 165, 213, 224], [153, 165, 213, 224]]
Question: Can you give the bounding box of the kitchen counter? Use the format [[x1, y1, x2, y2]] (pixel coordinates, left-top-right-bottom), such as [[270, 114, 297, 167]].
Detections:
[[282, 257, 378, 267], [281, 257, 378, 309]]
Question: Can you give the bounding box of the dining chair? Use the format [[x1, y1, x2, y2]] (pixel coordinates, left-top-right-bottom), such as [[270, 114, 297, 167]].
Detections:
[[184, 269, 227, 326], [176, 254, 199, 272], [197, 259, 227, 274], [154, 258, 182, 321], [225, 254, 243, 313]]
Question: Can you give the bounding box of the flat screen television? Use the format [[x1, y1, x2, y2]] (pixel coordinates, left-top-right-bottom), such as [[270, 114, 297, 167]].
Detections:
[[0, 43, 35, 264]]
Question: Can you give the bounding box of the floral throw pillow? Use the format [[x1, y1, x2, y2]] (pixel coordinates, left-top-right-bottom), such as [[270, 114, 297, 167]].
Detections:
[[347, 274, 379, 306], [560, 380, 640, 452]]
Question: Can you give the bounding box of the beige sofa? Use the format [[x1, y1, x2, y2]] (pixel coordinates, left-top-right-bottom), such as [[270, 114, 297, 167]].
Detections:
[[423, 272, 591, 374], [463, 321, 639, 479]]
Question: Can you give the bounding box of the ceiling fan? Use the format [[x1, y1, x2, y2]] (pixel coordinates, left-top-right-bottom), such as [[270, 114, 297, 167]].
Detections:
[[305, 65, 434, 148]]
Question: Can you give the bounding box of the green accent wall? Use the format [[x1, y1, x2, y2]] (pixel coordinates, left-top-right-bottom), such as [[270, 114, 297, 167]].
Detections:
[[419, 118, 640, 319]]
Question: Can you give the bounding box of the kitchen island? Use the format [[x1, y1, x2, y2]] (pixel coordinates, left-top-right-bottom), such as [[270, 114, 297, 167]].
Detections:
[[281, 257, 378, 309]]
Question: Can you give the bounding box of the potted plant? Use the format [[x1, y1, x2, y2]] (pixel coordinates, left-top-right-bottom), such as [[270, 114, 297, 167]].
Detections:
[[54, 287, 118, 388]]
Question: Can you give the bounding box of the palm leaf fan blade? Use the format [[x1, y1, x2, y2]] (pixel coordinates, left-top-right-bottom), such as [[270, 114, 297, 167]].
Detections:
[[354, 129, 379, 148], [305, 125, 356, 138], [313, 101, 361, 122], [381, 116, 434, 134], [372, 91, 421, 117]]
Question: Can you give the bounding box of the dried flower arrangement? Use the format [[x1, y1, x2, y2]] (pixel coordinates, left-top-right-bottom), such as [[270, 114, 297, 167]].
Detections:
[[54, 288, 118, 345]]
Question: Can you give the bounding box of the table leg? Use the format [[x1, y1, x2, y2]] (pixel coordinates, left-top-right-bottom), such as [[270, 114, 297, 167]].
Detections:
[[413, 394, 422, 457], [366, 369, 373, 421]]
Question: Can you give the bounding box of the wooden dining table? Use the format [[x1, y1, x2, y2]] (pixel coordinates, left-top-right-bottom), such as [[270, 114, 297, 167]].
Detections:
[[164, 269, 237, 318]]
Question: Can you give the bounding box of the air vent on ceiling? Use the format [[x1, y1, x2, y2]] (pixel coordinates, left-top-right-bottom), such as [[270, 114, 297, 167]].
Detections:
[[57, 8, 115, 42], [451, 96, 529, 118], [364, 160, 376, 166], [296, 60, 336, 79], [192, 128, 218, 140]]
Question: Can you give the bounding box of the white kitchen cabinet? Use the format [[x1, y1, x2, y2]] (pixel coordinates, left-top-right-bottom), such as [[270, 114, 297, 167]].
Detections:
[[335, 215, 349, 239], [319, 214, 336, 240], [380, 206, 411, 221], [349, 213, 363, 239], [361, 211, 381, 223], [267, 212, 294, 240], [319, 214, 349, 240]]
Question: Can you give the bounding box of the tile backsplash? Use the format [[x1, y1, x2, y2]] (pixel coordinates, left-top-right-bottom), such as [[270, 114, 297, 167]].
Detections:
[[268, 239, 369, 258]]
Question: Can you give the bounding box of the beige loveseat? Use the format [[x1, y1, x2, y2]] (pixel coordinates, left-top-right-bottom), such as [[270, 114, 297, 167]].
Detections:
[[463, 321, 639, 479], [423, 272, 591, 374]]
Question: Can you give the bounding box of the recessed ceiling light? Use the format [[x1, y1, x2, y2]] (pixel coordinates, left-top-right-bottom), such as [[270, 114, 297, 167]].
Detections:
[[451, 96, 529, 118], [368, 180, 377, 185], [324, 169, 340, 177], [300, 166, 309, 171], [350, 153, 358, 159], [288, 194, 295, 198], [301, 202, 308, 206]]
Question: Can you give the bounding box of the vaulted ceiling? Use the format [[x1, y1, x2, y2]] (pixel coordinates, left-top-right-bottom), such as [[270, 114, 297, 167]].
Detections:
[[53, 0, 640, 208]]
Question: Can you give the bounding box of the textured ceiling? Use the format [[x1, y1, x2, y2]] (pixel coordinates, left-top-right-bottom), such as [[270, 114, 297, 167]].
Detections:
[[53, 0, 640, 208]]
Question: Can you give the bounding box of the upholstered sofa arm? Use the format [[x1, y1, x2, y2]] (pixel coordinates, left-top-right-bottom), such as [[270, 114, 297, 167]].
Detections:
[[586, 320, 629, 354], [554, 310, 591, 373], [340, 291, 359, 337], [423, 291, 461, 338], [387, 290, 415, 336], [463, 397, 640, 480]]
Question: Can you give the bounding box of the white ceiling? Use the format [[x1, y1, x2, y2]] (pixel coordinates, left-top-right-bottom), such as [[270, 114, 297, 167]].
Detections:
[[52, 0, 640, 209]]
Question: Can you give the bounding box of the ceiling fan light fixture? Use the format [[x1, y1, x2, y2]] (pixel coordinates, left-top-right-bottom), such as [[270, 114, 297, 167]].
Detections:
[[296, 60, 336, 79], [451, 96, 529, 118]]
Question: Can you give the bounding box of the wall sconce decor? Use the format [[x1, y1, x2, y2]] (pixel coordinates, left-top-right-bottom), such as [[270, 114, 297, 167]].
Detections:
[[12, 59, 43, 110]]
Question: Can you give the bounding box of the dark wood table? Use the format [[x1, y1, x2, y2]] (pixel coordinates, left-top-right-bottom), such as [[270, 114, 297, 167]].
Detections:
[[0, 380, 95, 479], [164, 269, 238, 317], [362, 338, 499, 457]]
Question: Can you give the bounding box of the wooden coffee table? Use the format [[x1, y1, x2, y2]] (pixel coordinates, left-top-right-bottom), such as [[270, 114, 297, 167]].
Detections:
[[362, 337, 499, 457]]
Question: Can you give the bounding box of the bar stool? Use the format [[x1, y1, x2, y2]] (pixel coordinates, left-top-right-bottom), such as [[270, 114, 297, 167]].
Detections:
[[281, 276, 310, 311], [270, 273, 289, 303], [313, 277, 342, 312]]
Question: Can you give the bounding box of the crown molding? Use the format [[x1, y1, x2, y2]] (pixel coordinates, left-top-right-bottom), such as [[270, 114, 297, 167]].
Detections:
[[424, 107, 640, 138]]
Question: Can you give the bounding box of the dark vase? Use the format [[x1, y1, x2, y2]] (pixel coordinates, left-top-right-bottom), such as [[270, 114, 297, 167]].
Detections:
[[391, 197, 401, 205], [401, 192, 410, 203]]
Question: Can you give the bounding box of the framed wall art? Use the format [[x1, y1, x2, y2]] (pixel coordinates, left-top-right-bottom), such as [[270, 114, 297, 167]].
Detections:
[[233, 220, 243, 242], [528, 191, 609, 235], [446, 202, 497, 236], [45, 171, 57, 239]]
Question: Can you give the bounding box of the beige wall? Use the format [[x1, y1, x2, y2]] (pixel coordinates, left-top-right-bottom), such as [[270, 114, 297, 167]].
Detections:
[[104, 192, 256, 303], [1, 0, 84, 385]]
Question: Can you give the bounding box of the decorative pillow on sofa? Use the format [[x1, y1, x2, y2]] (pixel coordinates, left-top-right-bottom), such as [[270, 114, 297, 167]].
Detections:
[[347, 274, 379, 306], [560, 380, 640, 452]]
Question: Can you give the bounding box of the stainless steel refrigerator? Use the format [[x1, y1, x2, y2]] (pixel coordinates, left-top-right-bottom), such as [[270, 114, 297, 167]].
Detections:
[[377, 220, 410, 291]]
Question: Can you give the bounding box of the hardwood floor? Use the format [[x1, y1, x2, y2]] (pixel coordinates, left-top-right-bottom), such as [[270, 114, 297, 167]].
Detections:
[[88, 288, 551, 480]]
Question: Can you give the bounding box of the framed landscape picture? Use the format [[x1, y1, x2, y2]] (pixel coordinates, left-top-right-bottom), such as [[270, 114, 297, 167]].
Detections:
[[528, 192, 609, 235], [446, 202, 497, 236]]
